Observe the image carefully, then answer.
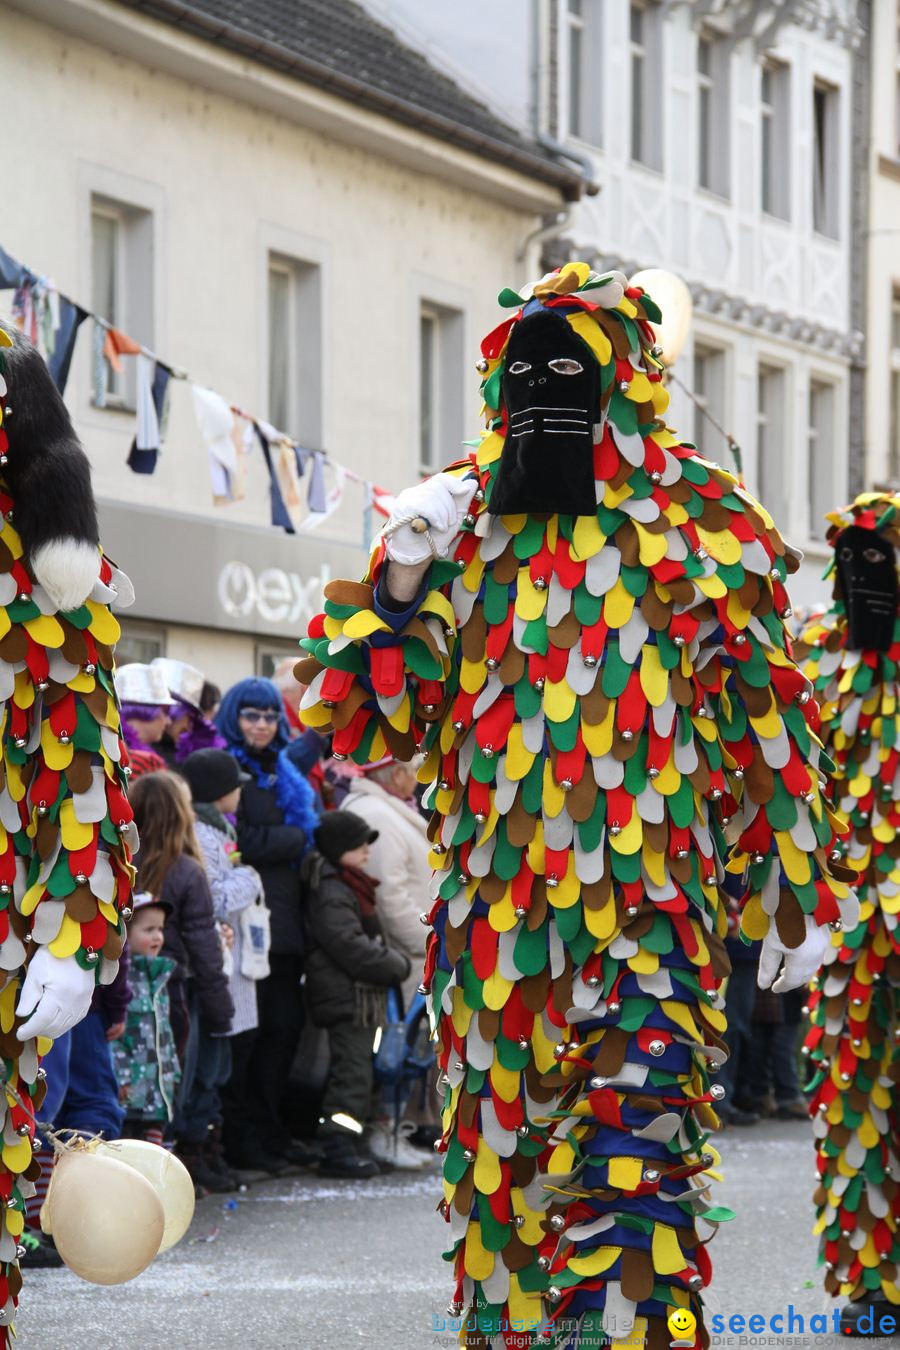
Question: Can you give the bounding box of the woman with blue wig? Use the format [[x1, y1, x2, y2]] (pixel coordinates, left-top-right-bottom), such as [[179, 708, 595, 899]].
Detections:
[[215, 677, 322, 1169]]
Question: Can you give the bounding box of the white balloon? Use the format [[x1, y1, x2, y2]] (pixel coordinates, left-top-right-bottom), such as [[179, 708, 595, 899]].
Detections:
[[43, 1148, 164, 1284], [94, 1139, 195, 1252], [629, 268, 694, 367]]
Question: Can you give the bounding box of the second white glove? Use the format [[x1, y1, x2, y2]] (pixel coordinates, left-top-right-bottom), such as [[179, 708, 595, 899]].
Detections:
[[758, 916, 829, 994], [383, 474, 477, 566]]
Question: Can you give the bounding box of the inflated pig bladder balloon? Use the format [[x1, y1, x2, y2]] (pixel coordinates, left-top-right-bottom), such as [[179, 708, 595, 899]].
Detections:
[[94, 1139, 195, 1252], [45, 1147, 164, 1284]]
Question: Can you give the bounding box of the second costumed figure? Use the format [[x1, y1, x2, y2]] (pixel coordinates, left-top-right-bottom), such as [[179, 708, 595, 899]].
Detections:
[[797, 492, 900, 1330], [298, 263, 857, 1348]]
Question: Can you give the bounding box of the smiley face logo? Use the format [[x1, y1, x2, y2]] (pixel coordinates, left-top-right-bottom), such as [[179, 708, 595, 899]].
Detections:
[[668, 1308, 697, 1341]]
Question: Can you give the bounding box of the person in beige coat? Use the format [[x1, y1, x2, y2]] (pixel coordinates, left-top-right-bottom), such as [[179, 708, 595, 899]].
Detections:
[[341, 758, 430, 1010], [341, 756, 437, 1168]]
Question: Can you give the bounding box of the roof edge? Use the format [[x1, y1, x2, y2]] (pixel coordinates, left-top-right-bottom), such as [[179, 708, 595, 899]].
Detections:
[[115, 0, 584, 199]]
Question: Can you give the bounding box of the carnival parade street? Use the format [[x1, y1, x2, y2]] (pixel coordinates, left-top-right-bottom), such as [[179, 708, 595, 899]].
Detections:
[[2, 0, 897, 1345], [18, 1124, 873, 1350]]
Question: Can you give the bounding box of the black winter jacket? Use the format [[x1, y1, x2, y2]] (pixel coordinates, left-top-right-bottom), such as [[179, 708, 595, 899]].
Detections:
[[236, 766, 308, 957], [158, 855, 234, 1035], [303, 855, 411, 1028]]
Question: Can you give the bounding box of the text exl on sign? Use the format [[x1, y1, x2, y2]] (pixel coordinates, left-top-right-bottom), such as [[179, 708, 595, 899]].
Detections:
[[217, 562, 331, 627]]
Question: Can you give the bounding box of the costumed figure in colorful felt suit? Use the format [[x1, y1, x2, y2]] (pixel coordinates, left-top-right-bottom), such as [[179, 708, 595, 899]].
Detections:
[[297, 263, 858, 1350], [0, 325, 135, 1335], [796, 492, 900, 1334]]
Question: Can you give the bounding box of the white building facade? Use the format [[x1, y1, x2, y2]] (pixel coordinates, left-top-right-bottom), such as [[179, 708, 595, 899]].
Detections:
[[865, 0, 900, 485], [364, 0, 865, 607], [0, 0, 578, 686]]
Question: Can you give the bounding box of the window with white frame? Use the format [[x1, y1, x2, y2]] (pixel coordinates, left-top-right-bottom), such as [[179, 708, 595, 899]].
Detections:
[[266, 253, 322, 446], [565, 0, 602, 144], [760, 60, 790, 219], [756, 364, 786, 509], [697, 32, 730, 196], [813, 80, 840, 238], [807, 380, 837, 540], [890, 294, 900, 480], [630, 1, 662, 170], [419, 301, 464, 473], [692, 345, 726, 459], [90, 196, 154, 408]]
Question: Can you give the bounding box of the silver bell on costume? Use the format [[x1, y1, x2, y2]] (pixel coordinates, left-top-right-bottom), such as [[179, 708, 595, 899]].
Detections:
[[151, 657, 204, 710], [114, 663, 177, 707]]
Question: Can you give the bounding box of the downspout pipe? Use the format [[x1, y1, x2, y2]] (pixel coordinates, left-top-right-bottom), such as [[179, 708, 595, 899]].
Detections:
[[516, 207, 573, 266], [537, 131, 601, 196]]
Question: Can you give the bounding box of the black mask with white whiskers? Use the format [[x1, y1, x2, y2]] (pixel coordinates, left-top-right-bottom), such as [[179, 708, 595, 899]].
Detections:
[[489, 308, 600, 516]]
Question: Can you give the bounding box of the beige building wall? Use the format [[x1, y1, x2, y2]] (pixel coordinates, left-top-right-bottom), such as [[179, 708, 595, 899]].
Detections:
[[866, 0, 900, 484], [0, 0, 563, 684]]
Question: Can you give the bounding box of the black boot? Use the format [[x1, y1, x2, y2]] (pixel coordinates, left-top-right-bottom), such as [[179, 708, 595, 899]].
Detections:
[[840, 1296, 897, 1336], [177, 1143, 238, 1195], [204, 1126, 239, 1191], [318, 1136, 379, 1179], [282, 1138, 322, 1168], [226, 1145, 289, 1175]]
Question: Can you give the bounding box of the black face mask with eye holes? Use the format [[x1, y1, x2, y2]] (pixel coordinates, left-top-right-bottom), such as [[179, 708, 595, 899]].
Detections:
[[488, 308, 600, 516], [835, 525, 899, 652]]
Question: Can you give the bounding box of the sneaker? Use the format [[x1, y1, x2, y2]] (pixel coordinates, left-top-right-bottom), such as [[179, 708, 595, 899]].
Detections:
[[18, 1230, 64, 1269], [367, 1121, 429, 1171], [318, 1141, 379, 1180]]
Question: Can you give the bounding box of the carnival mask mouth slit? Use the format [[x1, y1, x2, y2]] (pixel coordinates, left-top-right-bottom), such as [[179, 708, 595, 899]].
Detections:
[[488, 308, 600, 517]]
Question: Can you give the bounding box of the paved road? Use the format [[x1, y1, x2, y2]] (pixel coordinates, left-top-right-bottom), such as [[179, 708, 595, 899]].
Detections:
[[17, 1120, 885, 1349]]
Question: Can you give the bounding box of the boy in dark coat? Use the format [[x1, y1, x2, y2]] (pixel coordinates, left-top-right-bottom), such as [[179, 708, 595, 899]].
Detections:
[[303, 811, 411, 1179]]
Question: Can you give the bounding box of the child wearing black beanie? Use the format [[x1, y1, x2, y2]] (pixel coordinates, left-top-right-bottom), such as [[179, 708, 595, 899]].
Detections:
[[303, 811, 411, 1178]]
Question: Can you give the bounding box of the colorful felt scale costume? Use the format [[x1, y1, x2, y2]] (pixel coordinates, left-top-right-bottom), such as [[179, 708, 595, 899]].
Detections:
[[797, 492, 900, 1322], [298, 263, 855, 1350], [0, 328, 135, 1336]]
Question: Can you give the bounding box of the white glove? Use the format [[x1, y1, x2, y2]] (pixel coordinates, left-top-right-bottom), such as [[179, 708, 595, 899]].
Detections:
[[382, 474, 477, 565], [758, 916, 829, 993], [32, 539, 100, 612], [16, 949, 96, 1041]]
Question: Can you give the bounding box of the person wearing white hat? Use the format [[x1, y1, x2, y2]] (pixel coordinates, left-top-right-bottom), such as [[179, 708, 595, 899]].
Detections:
[[115, 662, 176, 778], [150, 658, 227, 768]]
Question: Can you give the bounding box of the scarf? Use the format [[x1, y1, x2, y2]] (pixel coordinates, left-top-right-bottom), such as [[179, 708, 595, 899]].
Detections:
[[193, 800, 235, 841], [339, 863, 379, 918], [231, 743, 320, 861]]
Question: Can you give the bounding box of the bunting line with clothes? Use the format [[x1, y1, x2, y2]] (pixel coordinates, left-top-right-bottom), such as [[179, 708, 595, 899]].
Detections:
[[0, 240, 398, 537]]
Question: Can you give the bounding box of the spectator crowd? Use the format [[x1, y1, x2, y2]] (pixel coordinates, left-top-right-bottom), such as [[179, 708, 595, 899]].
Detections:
[[21, 655, 815, 1270], [21, 657, 439, 1268]]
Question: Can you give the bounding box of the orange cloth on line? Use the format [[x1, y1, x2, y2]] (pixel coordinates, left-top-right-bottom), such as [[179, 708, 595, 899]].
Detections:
[[102, 328, 142, 374]]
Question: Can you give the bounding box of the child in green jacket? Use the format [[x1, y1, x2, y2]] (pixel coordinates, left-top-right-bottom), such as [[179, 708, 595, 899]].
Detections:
[[112, 893, 181, 1146]]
